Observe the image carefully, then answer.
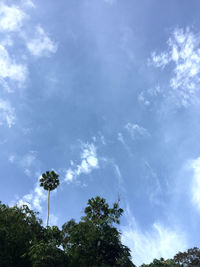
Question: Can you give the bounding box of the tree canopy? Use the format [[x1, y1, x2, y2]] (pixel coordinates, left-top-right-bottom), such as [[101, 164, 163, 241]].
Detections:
[[40, 171, 59, 191], [0, 202, 67, 266], [140, 248, 200, 267], [1, 196, 200, 267], [0, 197, 135, 267], [62, 196, 135, 267]]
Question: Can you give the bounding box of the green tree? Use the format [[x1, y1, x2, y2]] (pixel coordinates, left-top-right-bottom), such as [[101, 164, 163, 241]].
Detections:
[[62, 196, 135, 267], [40, 170, 59, 227], [0, 202, 43, 266], [173, 247, 200, 266], [0, 201, 69, 267], [140, 257, 177, 267], [82, 196, 123, 225], [141, 248, 200, 267], [27, 241, 68, 267]]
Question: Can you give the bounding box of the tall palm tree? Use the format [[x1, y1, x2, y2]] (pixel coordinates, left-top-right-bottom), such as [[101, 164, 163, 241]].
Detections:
[[40, 170, 59, 227]]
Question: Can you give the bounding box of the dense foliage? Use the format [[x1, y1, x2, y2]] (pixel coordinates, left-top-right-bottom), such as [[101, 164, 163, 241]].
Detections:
[[140, 247, 200, 266], [1, 197, 200, 267], [0, 202, 67, 267], [0, 197, 135, 267], [62, 196, 134, 267]]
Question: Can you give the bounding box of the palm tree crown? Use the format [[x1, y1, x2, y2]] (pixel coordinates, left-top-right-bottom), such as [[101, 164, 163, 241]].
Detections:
[[40, 170, 60, 227], [40, 170, 59, 191]]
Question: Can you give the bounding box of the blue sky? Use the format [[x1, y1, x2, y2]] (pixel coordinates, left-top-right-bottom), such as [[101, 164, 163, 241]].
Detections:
[[1, 0, 200, 265]]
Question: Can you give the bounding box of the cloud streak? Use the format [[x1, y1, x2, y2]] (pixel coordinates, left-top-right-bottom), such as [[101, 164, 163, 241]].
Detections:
[[122, 220, 187, 266], [189, 157, 200, 211], [0, 99, 15, 127], [150, 27, 200, 106], [125, 122, 150, 139]]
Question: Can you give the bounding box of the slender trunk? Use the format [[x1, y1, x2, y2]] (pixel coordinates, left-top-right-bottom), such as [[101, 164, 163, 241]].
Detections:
[[46, 188, 50, 227]]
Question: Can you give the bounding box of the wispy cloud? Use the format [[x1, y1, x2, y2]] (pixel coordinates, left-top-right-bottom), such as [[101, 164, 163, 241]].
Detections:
[[125, 122, 150, 139], [27, 26, 57, 57], [21, 0, 35, 9], [122, 217, 187, 266], [189, 157, 200, 211], [8, 151, 39, 176], [0, 99, 15, 127], [138, 85, 161, 106], [150, 27, 200, 106], [0, 1, 57, 129], [65, 143, 99, 183]]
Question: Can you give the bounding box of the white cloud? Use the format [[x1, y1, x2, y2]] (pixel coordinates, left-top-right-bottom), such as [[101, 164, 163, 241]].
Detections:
[[21, 0, 35, 9], [125, 122, 150, 139], [150, 27, 200, 106], [17, 193, 33, 209], [151, 52, 170, 69], [65, 143, 99, 183], [0, 2, 56, 128], [65, 169, 74, 182], [17, 193, 32, 209], [33, 183, 47, 212], [0, 3, 27, 32], [17, 199, 31, 209], [18, 180, 47, 212], [0, 98, 15, 127], [0, 45, 27, 83], [27, 26, 57, 57], [189, 157, 200, 211], [122, 220, 187, 266]]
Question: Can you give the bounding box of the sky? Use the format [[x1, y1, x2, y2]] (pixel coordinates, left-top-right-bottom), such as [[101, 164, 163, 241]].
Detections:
[[1, 0, 200, 265]]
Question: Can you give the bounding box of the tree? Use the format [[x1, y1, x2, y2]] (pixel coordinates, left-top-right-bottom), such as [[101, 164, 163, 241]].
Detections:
[[0, 202, 43, 266], [140, 248, 200, 267], [0, 196, 136, 266], [62, 196, 135, 267], [0, 201, 69, 267], [82, 196, 123, 225], [40, 170, 59, 227], [27, 241, 68, 267], [140, 257, 177, 267], [173, 247, 200, 266]]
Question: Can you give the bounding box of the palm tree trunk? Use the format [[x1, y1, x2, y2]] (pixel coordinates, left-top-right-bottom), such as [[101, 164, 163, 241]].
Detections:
[[46, 188, 50, 227]]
